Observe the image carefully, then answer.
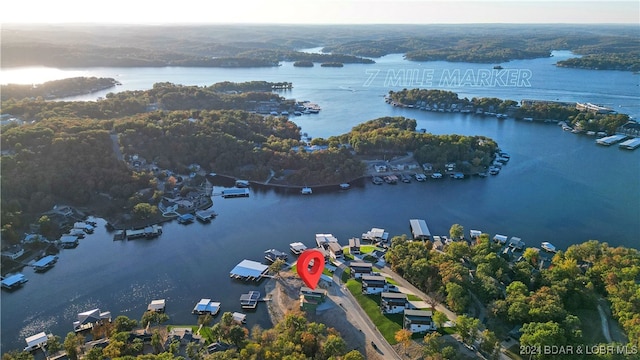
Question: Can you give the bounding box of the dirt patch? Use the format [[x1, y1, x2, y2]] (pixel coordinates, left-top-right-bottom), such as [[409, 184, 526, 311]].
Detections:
[[264, 272, 386, 359]]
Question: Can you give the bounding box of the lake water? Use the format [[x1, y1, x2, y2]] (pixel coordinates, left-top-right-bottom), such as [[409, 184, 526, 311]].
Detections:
[[1, 51, 639, 352]]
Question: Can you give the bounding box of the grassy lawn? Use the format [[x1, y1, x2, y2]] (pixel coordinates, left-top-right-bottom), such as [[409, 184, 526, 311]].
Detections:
[[360, 245, 377, 254], [573, 308, 607, 344], [406, 294, 421, 301], [345, 279, 402, 344]]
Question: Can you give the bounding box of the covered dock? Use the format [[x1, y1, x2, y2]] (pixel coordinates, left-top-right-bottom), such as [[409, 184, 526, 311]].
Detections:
[[409, 219, 431, 241], [221, 188, 250, 198], [32, 255, 58, 272], [230, 260, 269, 281], [126, 225, 162, 239], [289, 242, 307, 255], [192, 299, 221, 315], [619, 137, 640, 150], [24, 332, 51, 352], [2, 273, 28, 290], [596, 134, 627, 146], [147, 299, 166, 313], [240, 291, 262, 309], [195, 209, 218, 222]]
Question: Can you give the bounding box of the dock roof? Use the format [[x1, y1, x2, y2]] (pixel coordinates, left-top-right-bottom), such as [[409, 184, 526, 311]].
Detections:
[[25, 332, 49, 349], [33, 255, 57, 268], [2, 273, 27, 287], [193, 299, 220, 313], [409, 219, 431, 240], [230, 260, 268, 278]]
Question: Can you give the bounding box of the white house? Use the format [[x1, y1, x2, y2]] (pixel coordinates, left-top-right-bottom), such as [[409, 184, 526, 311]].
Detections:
[[350, 262, 373, 279], [361, 274, 387, 294], [381, 292, 408, 314], [403, 309, 436, 333]]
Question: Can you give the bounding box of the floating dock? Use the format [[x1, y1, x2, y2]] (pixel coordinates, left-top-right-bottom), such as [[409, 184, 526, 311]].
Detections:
[[596, 134, 627, 146], [619, 137, 640, 150], [240, 291, 262, 309], [192, 299, 221, 315], [195, 209, 218, 222], [1, 273, 28, 290], [125, 225, 162, 239], [221, 188, 250, 198], [230, 260, 269, 281], [32, 255, 58, 272]]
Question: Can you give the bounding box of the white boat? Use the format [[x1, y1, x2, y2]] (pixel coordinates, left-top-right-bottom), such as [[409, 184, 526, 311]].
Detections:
[[301, 187, 313, 195], [339, 183, 350, 190], [235, 180, 250, 188], [541, 242, 557, 253]]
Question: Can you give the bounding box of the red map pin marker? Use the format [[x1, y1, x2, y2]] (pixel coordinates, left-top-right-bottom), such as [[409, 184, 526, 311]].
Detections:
[[297, 249, 325, 290]]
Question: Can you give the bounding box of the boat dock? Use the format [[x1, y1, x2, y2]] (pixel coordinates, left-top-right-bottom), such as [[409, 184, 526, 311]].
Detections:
[[229, 259, 269, 281], [596, 134, 627, 146], [125, 225, 162, 239], [264, 249, 288, 263], [619, 137, 640, 150], [240, 291, 270, 309], [32, 255, 58, 272], [289, 242, 307, 255], [195, 209, 218, 222], [192, 299, 221, 315], [177, 213, 195, 224], [1, 273, 28, 290], [221, 188, 250, 198]]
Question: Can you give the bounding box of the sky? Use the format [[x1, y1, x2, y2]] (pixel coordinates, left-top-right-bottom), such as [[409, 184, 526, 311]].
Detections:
[[1, 0, 638, 24]]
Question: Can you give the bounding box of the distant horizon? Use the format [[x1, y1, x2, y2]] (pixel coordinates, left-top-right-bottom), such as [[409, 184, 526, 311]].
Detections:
[[1, 1, 638, 25]]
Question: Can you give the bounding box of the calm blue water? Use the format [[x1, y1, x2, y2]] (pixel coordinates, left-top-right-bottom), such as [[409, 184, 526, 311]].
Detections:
[[1, 51, 639, 352]]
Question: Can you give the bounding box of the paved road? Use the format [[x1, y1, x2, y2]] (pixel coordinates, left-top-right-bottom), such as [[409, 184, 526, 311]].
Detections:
[[332, 264, 401, 359]]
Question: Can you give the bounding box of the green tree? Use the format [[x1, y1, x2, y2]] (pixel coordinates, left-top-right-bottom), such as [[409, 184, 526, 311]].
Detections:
[[228, 325, 248, 347], [449, 224, 464, 240], [479, 329, 500, 360], [113, 315, 138, 333], [456, 315, 481, 345], [343, 350, 365, 360], [1, 351, 34, 360], [63, 332, 84, 360], [132, 202, 157, 219], [268, 258, 286, 277], [520, 321, 567, 360], [84, 347, 104, 360], [46, 335, 62, 355], [151, 330, 163, 354], [322, 334, 346, 358], [198, 313, 213, 326], [446, 282, 469, 313], [423, 332, 443, 358], [523, 247, 539, 267]]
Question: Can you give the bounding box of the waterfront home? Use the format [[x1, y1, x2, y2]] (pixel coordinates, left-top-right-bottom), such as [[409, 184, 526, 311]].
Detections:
[[409, 219, 431, 241], [147, 299, 166, 313], [23, 332, 52, 352], [73, 308, 112, 332], [403, 309, 436, 333], [361, 227, 389, 243], [1, 245, 25, 260], [192, 299, 221, 315], [361, 274, 388, 294], [348, 237, 361, 254], [381, 292, 408, 314], [350, 262, 373, 279], [1, 273, 28, 290], [326, 241, 343, 259], [165, 327, 202, 347], [32, 255, 58, 272], [299, 286, 327, 312]]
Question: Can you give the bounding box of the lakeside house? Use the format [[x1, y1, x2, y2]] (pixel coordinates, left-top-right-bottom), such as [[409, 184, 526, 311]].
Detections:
[[403, 309, 436, 333], [381, 292, 408, 314], [74, 308, 112, 332], [299, 286, 327, 312], [350, 262, 373, 279], [361, 274, 388, 294], [348, 237, 361, 254]]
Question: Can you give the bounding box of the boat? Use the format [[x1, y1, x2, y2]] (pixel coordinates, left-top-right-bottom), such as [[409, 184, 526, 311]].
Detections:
[[339, 183, 350, 190], [264, 249, 288, 263], [289, 242, 307, 255], [371, 176, 384, 185], [235, 180, 250, 188], [541, 242, 557, 253], [431, 172, 443, 179], [493, 65, 504, 70], [301, 187, 313, 195]]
